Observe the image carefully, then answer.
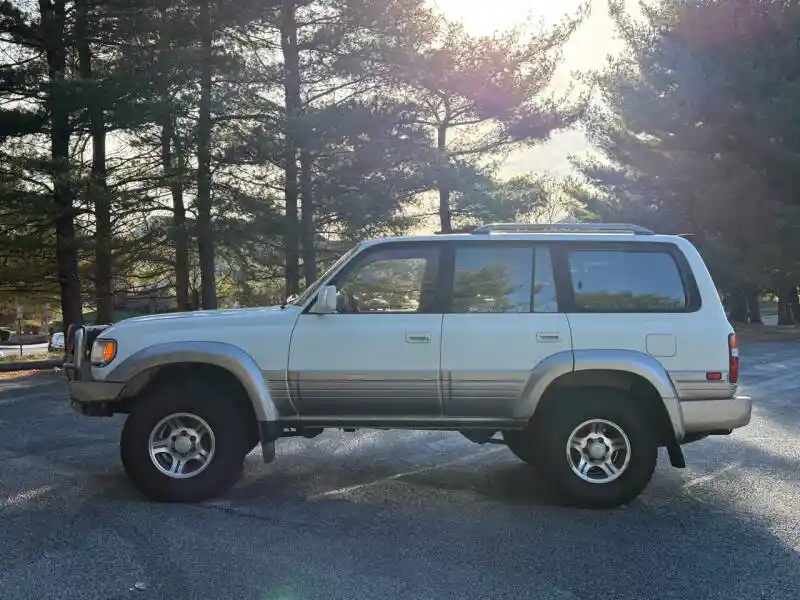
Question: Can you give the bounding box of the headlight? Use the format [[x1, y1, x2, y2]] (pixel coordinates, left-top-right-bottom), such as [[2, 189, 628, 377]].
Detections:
[[90, 338, 117, 366]]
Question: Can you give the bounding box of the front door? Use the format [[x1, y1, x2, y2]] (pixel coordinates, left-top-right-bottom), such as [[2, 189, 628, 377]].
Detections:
[[288, 242, 444, 419]]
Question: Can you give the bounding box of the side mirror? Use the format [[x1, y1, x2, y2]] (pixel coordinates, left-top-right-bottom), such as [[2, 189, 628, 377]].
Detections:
[[311, 285, 338, 314]]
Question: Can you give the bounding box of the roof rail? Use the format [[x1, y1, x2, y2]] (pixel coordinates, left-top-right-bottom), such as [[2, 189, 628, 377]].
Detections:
[[470, 222, 655, 235]]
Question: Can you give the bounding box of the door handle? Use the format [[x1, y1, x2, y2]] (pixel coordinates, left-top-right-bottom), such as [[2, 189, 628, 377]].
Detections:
[[406, 332, 431, 343], [536, 332, 561, 342]]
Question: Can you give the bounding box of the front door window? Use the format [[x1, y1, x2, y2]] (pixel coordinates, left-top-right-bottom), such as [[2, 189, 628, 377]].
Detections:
[[335, 246, 439, 314]]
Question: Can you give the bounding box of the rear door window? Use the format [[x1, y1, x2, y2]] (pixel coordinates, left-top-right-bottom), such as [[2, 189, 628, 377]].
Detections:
[[447, 245, 559, 313], [451, 246, 533, 313]]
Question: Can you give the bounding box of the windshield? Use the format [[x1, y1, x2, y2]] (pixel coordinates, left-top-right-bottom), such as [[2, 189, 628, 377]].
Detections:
[[289, 244, 361, 306]]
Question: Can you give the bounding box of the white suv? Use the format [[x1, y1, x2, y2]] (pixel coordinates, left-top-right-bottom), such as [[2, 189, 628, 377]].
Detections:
[[63, 223, 751, 508]]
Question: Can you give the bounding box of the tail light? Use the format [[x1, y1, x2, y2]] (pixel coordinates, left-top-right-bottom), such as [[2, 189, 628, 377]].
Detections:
[[728, 332, 739, 384]]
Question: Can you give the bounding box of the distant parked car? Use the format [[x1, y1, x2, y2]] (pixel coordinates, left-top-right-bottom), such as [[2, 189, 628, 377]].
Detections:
[[49, 331, 65, 352]]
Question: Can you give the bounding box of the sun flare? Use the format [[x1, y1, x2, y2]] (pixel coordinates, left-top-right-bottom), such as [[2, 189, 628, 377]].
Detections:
[[427, 0, 638, 181], [429, 0, 585, 36]]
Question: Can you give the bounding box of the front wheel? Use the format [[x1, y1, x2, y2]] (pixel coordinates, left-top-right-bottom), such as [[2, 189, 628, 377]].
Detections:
[[502, 429, 540, 469], [536, 388, 658, 509], [120, 379, 250, 503]]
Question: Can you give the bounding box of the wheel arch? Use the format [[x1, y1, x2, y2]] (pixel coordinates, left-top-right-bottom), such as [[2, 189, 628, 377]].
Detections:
[[106, 341, 280, 424], [518, 349, 684, 443]]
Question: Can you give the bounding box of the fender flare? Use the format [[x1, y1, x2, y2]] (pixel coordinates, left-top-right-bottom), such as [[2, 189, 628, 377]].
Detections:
[[516, 349, 684, 440], [104, 341, 280, 422]]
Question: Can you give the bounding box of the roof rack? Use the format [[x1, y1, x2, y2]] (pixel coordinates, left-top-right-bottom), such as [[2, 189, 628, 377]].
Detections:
[[470, 222, 655, 235]]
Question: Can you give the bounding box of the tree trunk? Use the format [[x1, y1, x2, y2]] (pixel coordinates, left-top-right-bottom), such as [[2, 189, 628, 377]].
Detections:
[[40, 0, 82, 330], [167, 123, 190, 311], [195, 0, 217, 309], [158, 4, 190, 311], [437, 124, 452, 233], [746, 287, 762, 324], [280, 0, 301, 297], [789, 285, 800, 324], [76, 0, 112, 324], [727, 288, 748, 323], [300, 147, 316, 285], [777, 284, 796, 325]]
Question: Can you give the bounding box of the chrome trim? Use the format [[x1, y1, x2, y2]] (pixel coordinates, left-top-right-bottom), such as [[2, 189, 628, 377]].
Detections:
[[670, 370, 737, 400], [106, 341, 280, 422], [73, 326, 85, 371], [63, 325, 92, 382], [681, 396, 751, 433]]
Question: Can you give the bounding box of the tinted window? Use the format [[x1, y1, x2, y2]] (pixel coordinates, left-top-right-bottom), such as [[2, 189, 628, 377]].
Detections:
[[452, 246, 532, 313], [567, 249, 687, 311], [336, 246, 437, 313]]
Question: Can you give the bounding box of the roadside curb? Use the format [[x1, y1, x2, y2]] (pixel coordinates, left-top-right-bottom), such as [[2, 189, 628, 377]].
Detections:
[[0, 359, 63, 373]]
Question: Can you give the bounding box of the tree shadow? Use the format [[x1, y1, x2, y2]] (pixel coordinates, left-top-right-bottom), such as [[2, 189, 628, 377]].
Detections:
[[3, 426, 799, 600], [6, 447, 798, 600]]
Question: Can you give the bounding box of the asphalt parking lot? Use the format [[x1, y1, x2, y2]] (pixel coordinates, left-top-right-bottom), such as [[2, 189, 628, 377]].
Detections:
[[1, 341, 798, 600]]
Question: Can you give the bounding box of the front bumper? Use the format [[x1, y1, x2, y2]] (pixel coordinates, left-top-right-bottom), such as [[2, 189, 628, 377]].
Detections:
[[681, 396, 752, 434], [69, 380, 124, 402], [64, 324, 120, 415]]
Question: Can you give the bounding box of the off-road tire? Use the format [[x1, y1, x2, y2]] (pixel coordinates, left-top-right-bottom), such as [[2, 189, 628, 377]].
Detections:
[[535, 387, 658, 509], [502, 429, 541, 468], [120, 377, 250, 503]]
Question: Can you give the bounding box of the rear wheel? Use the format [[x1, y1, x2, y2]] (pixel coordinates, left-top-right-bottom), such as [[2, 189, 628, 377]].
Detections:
[[535, 388, 658, 509], [120, 378, 250, 503]]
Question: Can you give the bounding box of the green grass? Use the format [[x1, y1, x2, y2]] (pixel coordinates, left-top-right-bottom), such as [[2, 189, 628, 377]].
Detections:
[[0, 351, 63, 363]]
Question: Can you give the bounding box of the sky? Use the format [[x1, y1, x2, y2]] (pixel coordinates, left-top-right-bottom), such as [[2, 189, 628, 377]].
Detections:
[[429, 0, 630, 177]]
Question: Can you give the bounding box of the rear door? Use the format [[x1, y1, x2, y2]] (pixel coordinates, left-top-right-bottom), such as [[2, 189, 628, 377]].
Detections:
[[439, 242, 573, 419], [553, 241, 717, 383]]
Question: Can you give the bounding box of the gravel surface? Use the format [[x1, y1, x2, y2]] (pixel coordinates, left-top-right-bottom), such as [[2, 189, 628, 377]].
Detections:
[[0, 342, 798, 600]]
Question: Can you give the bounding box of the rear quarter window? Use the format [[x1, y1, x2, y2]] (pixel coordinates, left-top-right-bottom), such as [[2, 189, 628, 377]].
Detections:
[[564, 248, 691, 312]]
